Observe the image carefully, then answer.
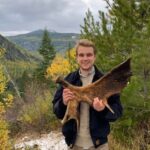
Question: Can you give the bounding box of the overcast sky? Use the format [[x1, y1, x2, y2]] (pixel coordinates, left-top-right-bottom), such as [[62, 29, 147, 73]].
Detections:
[[0, 0, 108, 36]]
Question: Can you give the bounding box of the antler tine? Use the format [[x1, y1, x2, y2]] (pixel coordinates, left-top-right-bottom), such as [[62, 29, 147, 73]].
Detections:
[[85, 95, 115, 114], [103, 98, 115, 114], [104, 103, 115, 114]]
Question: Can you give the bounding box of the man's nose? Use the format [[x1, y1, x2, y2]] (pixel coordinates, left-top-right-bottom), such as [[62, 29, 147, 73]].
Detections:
[[82, 55, 88, 60]]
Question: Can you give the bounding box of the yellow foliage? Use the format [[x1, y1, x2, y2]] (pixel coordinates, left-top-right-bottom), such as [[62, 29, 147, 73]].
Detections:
[[0, 47, 5, 58], [0, 102, 5, 114], [3, 94, 14, 108], [0, 119, 10, 150], [0, 47, 13, 149], [46, 54, 71, 80], [0, 65, 7, 94], [47, 48, 78, 80], [66, 48, 78, 71], [0, 64, 13, 114], [66, 48, 76, 58]]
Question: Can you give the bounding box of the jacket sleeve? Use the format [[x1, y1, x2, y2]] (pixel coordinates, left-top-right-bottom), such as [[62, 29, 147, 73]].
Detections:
[[52, 84, 67, 119], [104, 94, 123, 122], [96, 94, 123, 122], [52, 73, 73, 119]]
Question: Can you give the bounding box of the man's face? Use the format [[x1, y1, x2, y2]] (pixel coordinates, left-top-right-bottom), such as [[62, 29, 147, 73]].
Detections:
[[76, 46, 96, 71]]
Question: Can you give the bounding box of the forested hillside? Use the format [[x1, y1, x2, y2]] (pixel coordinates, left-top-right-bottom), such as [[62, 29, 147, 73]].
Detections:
[[7, 30, 79, 52], [0, 34, 40, 62]]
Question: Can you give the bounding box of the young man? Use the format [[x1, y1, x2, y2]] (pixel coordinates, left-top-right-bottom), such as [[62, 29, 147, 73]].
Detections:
[[53, 39, 123, 150]]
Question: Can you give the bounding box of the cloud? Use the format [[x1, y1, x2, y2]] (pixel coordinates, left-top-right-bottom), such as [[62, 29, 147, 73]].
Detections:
[[0, 0, 107, 35]]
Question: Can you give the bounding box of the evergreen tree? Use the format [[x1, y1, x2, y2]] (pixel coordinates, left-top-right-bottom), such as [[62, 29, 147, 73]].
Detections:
[[80, 0, 150, 147], [80, 9, 130, 72], [106, 0, 150, 112], [39, 29, 55, 63], [36, 29, 56, 81]]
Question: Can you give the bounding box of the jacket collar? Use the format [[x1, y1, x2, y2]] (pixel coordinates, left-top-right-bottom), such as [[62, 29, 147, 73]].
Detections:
[[92, 65, 103, 82], [73, 65, 103, 83]]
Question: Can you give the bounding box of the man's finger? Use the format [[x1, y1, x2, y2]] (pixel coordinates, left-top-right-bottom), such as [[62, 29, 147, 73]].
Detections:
[[63, 89, 73, 94]]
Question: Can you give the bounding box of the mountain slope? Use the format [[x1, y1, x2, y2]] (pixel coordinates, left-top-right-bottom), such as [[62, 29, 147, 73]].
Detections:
[[7, 30, 79, 52], [0, 34, 40, 62]]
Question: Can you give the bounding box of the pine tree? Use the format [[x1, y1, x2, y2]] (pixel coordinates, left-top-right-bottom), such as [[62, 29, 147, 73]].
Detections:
[[107, 0, 150, 110], [80, 9, 130, 72], [80, 0, 150, 147], [36, 29, 56, 81], [39, 29, 55, 63]]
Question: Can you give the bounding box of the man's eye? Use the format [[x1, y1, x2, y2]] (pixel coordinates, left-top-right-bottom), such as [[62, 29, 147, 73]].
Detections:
[[78, 53, 93, 57], [87, 53, 93, 57], [79, 54, 84, 57]]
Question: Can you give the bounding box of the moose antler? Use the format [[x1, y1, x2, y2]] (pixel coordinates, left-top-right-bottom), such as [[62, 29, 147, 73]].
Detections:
[[56, 58, 132, 128]]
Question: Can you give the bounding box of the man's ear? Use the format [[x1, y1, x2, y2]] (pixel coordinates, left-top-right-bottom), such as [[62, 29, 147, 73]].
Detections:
[[94, 54, 96, 61]]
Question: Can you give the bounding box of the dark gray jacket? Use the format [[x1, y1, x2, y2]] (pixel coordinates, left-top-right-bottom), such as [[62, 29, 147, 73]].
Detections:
[[52, 66, 123, 148]]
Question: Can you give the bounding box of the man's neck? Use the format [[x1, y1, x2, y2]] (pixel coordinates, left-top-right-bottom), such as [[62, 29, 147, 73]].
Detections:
[[79, 66, 95, 77]]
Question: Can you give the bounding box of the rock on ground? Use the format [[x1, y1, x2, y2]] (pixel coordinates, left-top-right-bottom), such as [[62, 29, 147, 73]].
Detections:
[[14, 131, 67, 150]]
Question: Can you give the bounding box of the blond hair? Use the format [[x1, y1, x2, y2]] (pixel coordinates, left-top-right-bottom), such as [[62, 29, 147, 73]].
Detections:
[[75, 39, 96, 54]]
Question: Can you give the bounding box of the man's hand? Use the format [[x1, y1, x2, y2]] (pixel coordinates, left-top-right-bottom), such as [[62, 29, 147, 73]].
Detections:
[[63, 88, 74, 105], [93, 97, 105, 111]]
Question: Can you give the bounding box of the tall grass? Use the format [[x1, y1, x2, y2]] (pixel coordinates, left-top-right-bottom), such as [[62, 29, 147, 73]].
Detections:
[[18, 90, 59, 132], [6, 73, 59, 133], [109, 120, 150, 150]]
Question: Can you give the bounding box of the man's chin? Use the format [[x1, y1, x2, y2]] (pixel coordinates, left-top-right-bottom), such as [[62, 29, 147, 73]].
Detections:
[[81, 66, 92, 71]]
